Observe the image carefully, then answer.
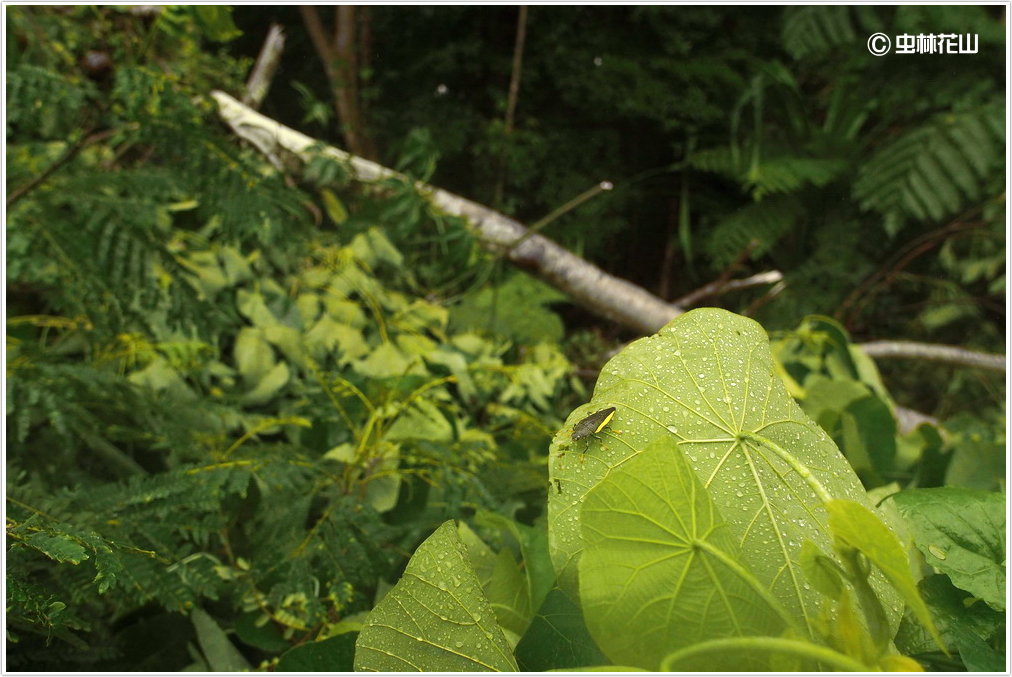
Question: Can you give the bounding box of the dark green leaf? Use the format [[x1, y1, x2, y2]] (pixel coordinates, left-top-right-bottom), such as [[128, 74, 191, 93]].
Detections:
[[891, 487, 1005, 610], [276, 634, 357, 672], [514, 586, 606, 671]]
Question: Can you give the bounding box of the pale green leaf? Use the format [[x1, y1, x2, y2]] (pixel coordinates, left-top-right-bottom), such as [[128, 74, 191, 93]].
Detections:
[[240, 361, 290, 406], [580, 436, 793, 671], [826, 499, 943, 649], [319, 189, 349, 224], [487, 548, 531, 647], [233, 327, 274, 385], [236, 288, 278, 327], [354, 343, 426, 379], [386, 398, 453, 442], [354, 521, 518, 672], [350, 227, 404, 268], [548, 308, 902, 640]]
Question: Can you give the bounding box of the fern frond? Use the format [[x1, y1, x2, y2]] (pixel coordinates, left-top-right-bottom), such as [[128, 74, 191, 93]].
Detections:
[[854, 101, 1004, 230], [705, 195, 805, 267], [686, 146, 743, 179], [5, 65, 95, 139], [746, 157, 846, 199], [781, 6, 882, 60]]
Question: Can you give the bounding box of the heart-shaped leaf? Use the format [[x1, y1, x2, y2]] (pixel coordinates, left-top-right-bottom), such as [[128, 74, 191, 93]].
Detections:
[[580, 436, 795, 670], [548, 308, 902, 638]]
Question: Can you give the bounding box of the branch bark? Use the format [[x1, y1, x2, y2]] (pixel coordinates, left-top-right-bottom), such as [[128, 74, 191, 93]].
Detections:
[[859, 340, 1006, 372], [243, 23, 285, 109], [211, 89, 682, 334], [210, 90, 1008, 375], [299, 5, 376, 159]]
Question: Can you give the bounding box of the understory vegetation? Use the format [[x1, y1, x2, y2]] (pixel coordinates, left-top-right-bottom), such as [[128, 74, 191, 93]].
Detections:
[[5, 5, 1005, 672]]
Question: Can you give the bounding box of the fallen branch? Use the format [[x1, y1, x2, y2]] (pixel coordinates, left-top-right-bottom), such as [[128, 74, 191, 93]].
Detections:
[[893, 405, 942, 437], [211, 90, 683, 334], [210, 91, 1008, 375], [859, 340, 1005, 372]]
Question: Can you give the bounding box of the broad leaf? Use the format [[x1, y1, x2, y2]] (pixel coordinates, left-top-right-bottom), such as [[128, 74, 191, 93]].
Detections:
[[514, 586, 606, 671], [475, 510, 555, 618], [548, 308, 902, 638], [354, 521, 518, 672], [890, 487, 1005, 610], [580, 436, 794, 670]]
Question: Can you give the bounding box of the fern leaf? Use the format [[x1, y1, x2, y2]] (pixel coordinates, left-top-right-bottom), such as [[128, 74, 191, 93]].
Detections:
[[705, 195, 805, 267], [854, 101, 1004, 230]]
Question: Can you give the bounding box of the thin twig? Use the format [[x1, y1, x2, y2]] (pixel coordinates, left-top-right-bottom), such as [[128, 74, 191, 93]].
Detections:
[[742, 279, 787, 316], [508, 180, 613, 251], [674, 270, 783, 308], [836, 216, 982, 329], [493, 5, 529, 204], [7, 127, 116, 208], [713, 238, 759, 291]]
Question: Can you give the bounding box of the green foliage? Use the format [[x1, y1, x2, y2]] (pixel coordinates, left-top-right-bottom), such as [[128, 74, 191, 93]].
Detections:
[[6, 7, 579, 670], [549, 309, 903, 639], [449, 272, 566, 344], [354, 521, 518, 671], [891, 488, 1005, 611], [7, 5, 1004, 670], [894, 575, 1005, 671], [354, 309, 979, 670], [854, 100, 1004, 233], [580, 437, 792, 671]]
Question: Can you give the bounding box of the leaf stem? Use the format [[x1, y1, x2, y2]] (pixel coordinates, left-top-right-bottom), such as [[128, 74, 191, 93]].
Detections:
[[659, 636, 869, 672], [738, 431, 833, 504]]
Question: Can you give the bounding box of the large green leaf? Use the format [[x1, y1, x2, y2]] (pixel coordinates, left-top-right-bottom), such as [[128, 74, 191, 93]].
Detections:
[[354, 521, 518, 672], [580, 436, 795, 670], [513, 586, 606, 671], [547, 308, 902, 638], [890, 487, 1005, 610]]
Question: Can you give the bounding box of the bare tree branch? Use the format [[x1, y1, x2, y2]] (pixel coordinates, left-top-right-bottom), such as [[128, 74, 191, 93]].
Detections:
[[209, 90, 1009, 377], [243, 23, 286, 109], [211, 90, 683, 333], [860, 340, 1005, 372], [673, 270, 783, 307]]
